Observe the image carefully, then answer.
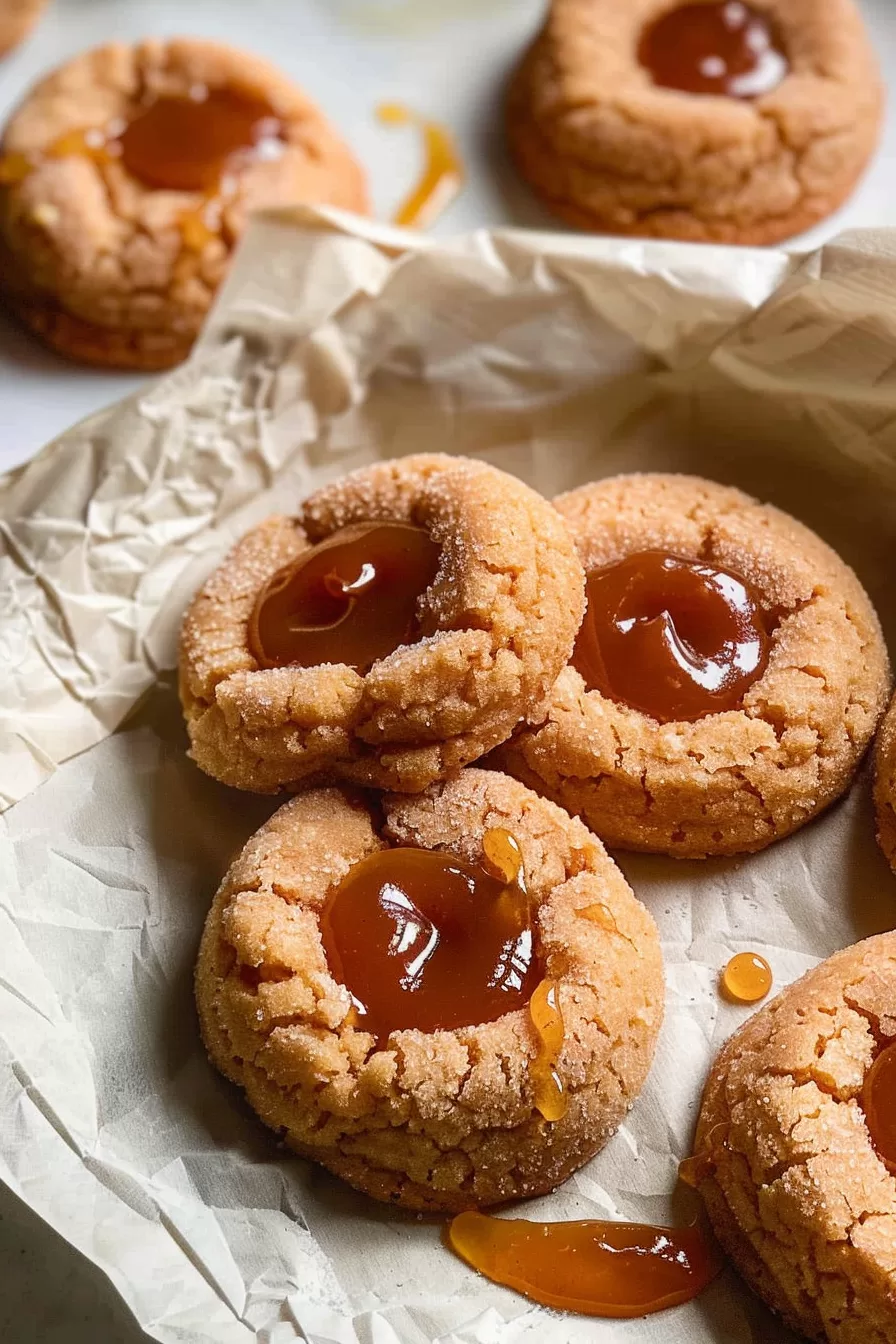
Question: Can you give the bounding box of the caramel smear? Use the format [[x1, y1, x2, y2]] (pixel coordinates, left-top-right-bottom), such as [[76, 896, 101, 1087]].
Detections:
[[679, 1124, 729, 1188], [721, 951, 772, 1004], [447, 1211, 721, 1317], [529, 977, 567, 1122], [376, 101, 463, 229]]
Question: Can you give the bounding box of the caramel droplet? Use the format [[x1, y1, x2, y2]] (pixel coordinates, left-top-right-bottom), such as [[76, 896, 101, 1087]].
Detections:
[[529, 978, 567, 1122], [447, 1211, 721, 1317], [482, 827, 524, 885], [861, 1042, 896, 1173], [376, 101, 463, 229], [722, 952, 772, 1004]]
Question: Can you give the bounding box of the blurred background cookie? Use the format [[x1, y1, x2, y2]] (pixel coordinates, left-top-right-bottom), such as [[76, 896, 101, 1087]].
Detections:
[[0, 38, 368, 368], [874, 693, 896, 874], [494, 473, 890, 858], [692, 933, 896, 1343], [196, 768, 664, 1211], [507, 0, 883, 244], [0, 0, 46, 59], [180, 454, 585, 794]]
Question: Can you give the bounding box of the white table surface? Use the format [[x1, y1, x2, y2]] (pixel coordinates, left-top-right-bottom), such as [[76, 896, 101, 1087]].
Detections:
[[1, 1, 894, 1340]]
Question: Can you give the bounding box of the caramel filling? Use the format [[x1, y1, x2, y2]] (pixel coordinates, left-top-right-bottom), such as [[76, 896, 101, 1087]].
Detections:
[[721, 951, 772, 1003], [119, 87, 284, 192], [248, 522, 441, 673], [638, 1, 788, 99], [319, 830, 540, 1043], [571, 549, 770, 722], [447, 1211, 720, 1317], [0, 85, 285, 248], [861, 1043, 896, 1173]]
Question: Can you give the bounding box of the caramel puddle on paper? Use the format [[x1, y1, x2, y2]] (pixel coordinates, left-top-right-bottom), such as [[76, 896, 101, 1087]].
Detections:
[[447, 1211, 721, 1317], [376, 102, 463, 229]]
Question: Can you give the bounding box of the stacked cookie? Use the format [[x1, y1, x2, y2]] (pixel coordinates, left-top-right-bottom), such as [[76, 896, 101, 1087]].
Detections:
[[182, 454, 895, 1337]]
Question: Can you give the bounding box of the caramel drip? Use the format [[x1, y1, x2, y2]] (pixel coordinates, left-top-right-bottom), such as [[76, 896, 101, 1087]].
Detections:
[[529, 978, 567, 1122], [376, 101, 463, 229], [721, 952, 773, 1004], [447, 1210, 721, 1317]]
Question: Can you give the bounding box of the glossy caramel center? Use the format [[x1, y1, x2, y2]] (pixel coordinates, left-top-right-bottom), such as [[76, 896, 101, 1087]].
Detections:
[[120, 86, 284, 192], [447, 1212, 720, 1317], [319, 835, 540, 1042], [862, 1043, 896, 1172], [248, 522, 441, 673], [638, 1, 788, 98], [572, 549, 770, 723]]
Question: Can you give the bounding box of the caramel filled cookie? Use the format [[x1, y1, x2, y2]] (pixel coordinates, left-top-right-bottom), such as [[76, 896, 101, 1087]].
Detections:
[[874, 694, 896, 876], [195, 768, 664, 1211], [507, 0, 883, 244], [0, 39, 368, 369], [180, 455, 586, 794], [692, 933, 896, 1344], [494, 474, 889, 858], [0, 0, 46, 58]]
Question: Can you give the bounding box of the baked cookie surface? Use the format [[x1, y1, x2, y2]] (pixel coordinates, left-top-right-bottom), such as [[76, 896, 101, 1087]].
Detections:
[[180, 454, 586, 795], [874, 694, 896, 876], [0, 39, 368, 369], [0, 0, 46, 58], [507, 0, 883, 245], [694, 933, 896, 1344], [195, 768, 664, 1212], [494, 473, 890, 858]]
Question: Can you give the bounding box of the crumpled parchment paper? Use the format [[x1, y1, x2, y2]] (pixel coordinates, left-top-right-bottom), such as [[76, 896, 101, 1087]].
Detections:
[[2, 206, 896, 1344]]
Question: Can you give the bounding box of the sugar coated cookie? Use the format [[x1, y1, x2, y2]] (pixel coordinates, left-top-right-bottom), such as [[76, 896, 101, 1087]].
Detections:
[[693, 933, 896, 1344], [180, 454, 586, 794], [0, 39, 368, 369], [195, 768, 664, 1211], [494, 473, 889, 858], [507, 0, 883, 244], [874, 694, 896, 876], [0, 0, 46, 58]]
